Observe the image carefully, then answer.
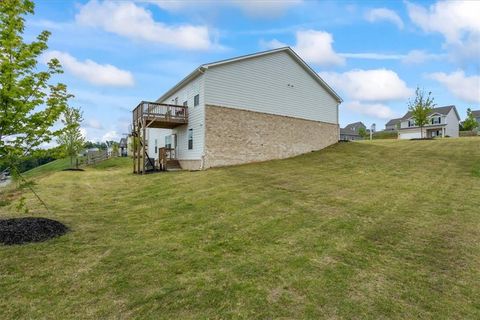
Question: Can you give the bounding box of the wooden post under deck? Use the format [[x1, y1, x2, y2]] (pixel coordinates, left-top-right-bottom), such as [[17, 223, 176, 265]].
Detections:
[[131, 101, 188, 174]]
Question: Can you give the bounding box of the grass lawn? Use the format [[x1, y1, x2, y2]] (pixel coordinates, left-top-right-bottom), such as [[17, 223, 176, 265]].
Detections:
[[1, 138, 480, 319], [22, 158, 77, 178]]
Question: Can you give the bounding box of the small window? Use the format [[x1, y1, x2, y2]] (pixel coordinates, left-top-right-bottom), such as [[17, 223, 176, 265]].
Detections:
[[165, 136, 171, 149], [154, 139, 158, 154], [194, 94, 199, 107], [174, 97, 178, 105], [183, 100, 188, 107], [188, 129, 193, 150]]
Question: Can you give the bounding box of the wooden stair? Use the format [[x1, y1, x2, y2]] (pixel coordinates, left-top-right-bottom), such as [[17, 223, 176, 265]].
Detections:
[[166, 160, 181, 171]]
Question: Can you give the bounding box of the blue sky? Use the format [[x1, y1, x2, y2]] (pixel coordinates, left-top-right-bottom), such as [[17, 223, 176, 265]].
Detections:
[[26, 0, 480, 141]]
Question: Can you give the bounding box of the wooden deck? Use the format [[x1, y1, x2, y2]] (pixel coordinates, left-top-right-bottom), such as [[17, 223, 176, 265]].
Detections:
[[132, 101, 187, 174], [133, 101, 188, 128]]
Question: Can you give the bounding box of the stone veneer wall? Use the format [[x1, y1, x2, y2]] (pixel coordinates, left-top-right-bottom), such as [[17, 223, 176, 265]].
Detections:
[[203, 104, 339, 169], [178, 159, 202, 171]]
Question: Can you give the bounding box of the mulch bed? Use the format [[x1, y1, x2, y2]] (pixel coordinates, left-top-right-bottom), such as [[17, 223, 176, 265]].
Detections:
[[62, 168, 85, 171], [410, 138, 434, 140], [0, 217, 69, 245]]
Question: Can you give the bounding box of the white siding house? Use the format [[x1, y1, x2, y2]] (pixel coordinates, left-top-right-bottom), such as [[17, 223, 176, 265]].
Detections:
[[132, 47, 342, 172], [398, 105, 460, 139]]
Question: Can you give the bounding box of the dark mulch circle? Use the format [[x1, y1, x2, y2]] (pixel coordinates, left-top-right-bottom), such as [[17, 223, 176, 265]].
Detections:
[[62, 168, 85, 171], [0, 217, 69, 245], [410, 138, 434, 140]]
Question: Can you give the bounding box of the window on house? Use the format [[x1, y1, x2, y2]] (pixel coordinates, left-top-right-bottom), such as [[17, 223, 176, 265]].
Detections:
[[183, 100, 188, 107], [155, 139, 158, 154], [165, 136, 171, 149], [174, 97, 178, 105], [194, 94, 199, 107], [188, 129, 193, 150], [408, 120, 415, 127]]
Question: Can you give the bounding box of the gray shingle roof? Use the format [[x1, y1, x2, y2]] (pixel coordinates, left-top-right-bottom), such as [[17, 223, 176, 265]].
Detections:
[[472, 110, 480, 118], [385, 118, 402, 127], [340, 122, 366, 135], [401, 105, 459, 120]]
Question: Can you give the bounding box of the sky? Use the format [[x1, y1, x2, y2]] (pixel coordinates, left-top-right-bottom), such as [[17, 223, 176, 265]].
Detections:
[[25, 0, 480, 142]]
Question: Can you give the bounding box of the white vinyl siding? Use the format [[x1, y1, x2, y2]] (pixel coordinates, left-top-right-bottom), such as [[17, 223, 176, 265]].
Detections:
[[445, 109, 460, 137], [146, 128, 170, 157], [204, 51, 338, 124], [158, 74, 205, 160]]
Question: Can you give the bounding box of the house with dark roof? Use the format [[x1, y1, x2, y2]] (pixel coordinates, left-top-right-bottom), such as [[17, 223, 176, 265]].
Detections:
[[398, 105, 460, 139], [340, 122, 367, 141], [385, 118, 401, 131]]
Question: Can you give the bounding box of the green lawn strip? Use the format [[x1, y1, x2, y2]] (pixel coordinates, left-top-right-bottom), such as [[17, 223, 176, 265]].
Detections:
[[1, 138, 480, 318]]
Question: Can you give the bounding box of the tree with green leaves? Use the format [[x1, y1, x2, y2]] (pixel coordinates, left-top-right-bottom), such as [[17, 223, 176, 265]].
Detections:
[[57, 107, 85, 168], [407, 87, 436, 139], [0, 0, 72, 171], [461, 108, 478, 131], [358, 127, 368, 139]]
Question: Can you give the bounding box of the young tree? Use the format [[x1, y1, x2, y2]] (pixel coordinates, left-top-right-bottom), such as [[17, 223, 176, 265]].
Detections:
[[0, 0, 72, 170], [462, 108, 478, 131], [358, 127, 368, 139], [407, 87, 436, 138], [57, 107, 85, 168]]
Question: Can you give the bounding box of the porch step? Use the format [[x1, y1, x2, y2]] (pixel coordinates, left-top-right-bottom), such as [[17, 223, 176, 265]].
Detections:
[[166, 160, 181, 171]]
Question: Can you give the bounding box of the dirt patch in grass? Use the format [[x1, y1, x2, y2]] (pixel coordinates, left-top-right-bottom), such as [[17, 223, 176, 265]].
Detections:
[[410, 138, 434, 140], [0, 217, 68, 245]]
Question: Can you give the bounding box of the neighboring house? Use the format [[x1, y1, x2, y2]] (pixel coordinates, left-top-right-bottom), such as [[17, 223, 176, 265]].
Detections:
[[119, 138, 128, 157], [385, 118, 401, 131], [472, 110, 480, 127], [132, 47, 342, 173], [340, 122, 366, 140], [398, 105, 460, 139]]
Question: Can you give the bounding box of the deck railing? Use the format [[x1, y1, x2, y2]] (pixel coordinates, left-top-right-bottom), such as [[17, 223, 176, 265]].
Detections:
[[133, 101, 188, 124]]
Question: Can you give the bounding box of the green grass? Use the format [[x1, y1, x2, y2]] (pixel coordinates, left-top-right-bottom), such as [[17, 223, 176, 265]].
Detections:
[[1, 137, 480, 319], [22, 158, 73, 178]]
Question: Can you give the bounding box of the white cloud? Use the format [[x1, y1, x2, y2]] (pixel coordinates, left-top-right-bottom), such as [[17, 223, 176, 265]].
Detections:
[[344, 101, 397, 119], [85, 118, 104, 130], [365, 8, 404, 29], [319, 69, 413, 102], [102, 130, 121, 142], [407, 1, 480, 63], [262, 30, 344, 66], [401, 50, 445, 64], [80, 127, 88, 140], [140, 0, 302, 18], [428, 70, 480, 103], [293, 30, 344, 66], [259, 38, 287, 50], [76, 0, 214, 50], [340, 52, 404, 60], [43, 51, 134, 87]]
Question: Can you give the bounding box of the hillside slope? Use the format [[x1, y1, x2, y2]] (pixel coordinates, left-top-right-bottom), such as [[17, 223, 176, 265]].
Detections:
[[1, 138, 480, 319]]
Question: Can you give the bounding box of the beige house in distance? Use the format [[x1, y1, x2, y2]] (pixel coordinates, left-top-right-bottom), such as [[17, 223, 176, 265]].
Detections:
[[132, 47, 342, 173]]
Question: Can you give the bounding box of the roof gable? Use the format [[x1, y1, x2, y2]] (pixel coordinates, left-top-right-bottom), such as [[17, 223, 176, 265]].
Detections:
[[156, 47, 342, 104], [341, 122, 366, 135], [385, 118, 401, 126], [401, 105, 459, 121]]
